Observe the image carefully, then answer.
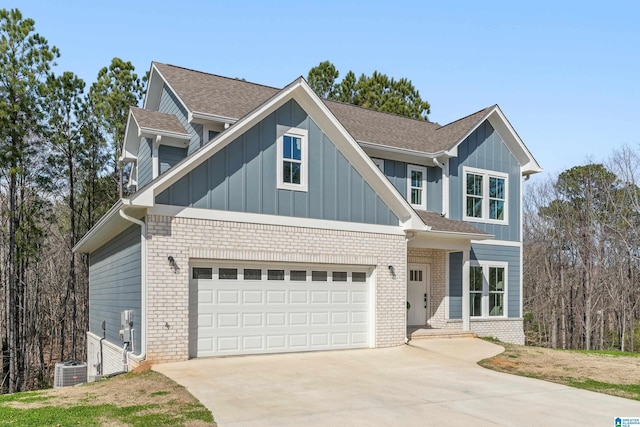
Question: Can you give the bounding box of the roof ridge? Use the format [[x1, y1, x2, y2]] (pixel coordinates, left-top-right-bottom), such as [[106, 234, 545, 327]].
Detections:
[[154, 61, 282, 92], [435, 105, 495, 130], [324, 98, 436, 126]]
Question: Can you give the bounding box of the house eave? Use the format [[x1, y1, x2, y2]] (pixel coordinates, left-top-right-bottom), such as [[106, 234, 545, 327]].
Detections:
[[358, 140, 451, 160], [73, 199, 146, 253], [189, 111, 238, 125]]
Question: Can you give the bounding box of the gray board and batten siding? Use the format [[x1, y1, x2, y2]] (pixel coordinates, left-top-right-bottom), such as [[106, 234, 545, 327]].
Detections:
[[382, 159, 442, 213], [448, 121, 521, 241], [156, 99, 399, 226], [448, 244, 521, 319], [137, 138, 153, 188], [89, 224, 142, 352], [158, 84, 202, 155]]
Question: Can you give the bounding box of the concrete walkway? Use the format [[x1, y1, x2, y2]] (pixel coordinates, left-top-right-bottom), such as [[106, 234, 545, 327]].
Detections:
[[154, 338, 640, 426]]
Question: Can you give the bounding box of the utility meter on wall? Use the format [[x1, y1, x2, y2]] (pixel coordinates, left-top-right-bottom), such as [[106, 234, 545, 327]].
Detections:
[[119, 310, 134, 343]]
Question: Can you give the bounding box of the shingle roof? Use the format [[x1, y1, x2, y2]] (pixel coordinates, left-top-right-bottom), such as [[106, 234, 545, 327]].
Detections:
[[324, 100, 440, 153], [130, 106, 189, 136], [415, 210, 491, 236], [153, 62, 278, 120], [433, 106, 494, 151], [152, 62, 493, 154]]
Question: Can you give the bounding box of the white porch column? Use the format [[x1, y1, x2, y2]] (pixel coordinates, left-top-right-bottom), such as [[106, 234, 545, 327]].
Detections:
[[462, 247, 470, 331]]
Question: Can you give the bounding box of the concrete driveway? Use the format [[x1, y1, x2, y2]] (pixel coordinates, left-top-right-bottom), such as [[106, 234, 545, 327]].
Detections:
[[154, 339, 640, 426]]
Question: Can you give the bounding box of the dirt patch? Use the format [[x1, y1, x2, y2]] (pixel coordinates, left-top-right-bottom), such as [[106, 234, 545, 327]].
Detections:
[[6, 369, 215, 426], [482, 345, 640, 385]]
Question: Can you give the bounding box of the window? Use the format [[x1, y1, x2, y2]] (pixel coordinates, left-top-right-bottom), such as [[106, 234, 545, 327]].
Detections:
[[193, 267, 212, 280], [244, 268, 262, 280], [219, 268, 238, 280], [202, 125, 221, 144], [372, 158, 385, 172], [267, 269, 285, 280], [463, 167, 508, 224], [290, 270, 307, 281], [332, 272, 347, 282], [407, 164, 427, 210], [312, 271, 327, 281], [469, 262, 507, 317], [352, 272, 367, 282], [277, 128, 308, 191]]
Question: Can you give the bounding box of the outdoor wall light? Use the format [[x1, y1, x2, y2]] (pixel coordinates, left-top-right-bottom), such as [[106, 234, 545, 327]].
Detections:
[[388, 265, 395, 278], [167, 256, 179, 273]]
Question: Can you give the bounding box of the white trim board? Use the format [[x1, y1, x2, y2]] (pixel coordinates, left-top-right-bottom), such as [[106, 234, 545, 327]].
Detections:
[[149, 204, 407, 235]]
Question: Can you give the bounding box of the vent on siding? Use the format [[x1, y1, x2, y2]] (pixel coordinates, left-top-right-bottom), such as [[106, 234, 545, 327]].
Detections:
[[54, 361, 87, 388]]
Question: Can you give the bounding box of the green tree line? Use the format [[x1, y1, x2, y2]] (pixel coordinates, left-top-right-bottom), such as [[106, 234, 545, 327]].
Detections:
[[0, 8, 144, 393]]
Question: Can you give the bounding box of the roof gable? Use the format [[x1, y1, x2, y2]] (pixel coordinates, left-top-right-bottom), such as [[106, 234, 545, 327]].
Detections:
[[129, 76, 426, 230]]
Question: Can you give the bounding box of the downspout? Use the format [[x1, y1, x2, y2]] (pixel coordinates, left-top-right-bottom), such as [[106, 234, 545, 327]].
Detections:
[[118, 207, 147, 364], [432, 157, 448, 217], [405, 231, 417, 344]]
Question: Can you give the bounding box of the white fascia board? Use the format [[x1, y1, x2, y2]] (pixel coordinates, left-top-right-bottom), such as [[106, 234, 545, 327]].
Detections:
[[73, 200, 124, 253], [150, 204, 406, 235], [358, 141, 450, 160], [150, 63, 192, 119], [471, 238, 521, 247], [189, 111, 238, 125], [138, 127, 191, 140], [142, 63, 162, 111], [120, 111, 140, 162], [292, 82, 426, 231], [487, 107, 542, 175]]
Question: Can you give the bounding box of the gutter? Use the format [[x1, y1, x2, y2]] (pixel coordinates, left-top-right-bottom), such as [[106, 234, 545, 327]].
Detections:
[[118, 207, 147, 363]]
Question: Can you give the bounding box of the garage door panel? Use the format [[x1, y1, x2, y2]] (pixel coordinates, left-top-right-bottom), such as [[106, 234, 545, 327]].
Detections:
[[266, 291, 286, 304], [311, 291, 329, 304], [311, 312, 329, 325], [266, 312, 286, 326], [195, 264, 371, 357], [242, 290, 263, 304], [331, 291, 349, 304], [217, 313, 238, 327], [218, 290, 240, 304], [289, 312, 309, 326], [242, 313, 263, 327]]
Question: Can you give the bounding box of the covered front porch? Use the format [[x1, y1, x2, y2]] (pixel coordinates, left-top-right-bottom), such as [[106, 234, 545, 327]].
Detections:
[[404, 211, 492, 337]]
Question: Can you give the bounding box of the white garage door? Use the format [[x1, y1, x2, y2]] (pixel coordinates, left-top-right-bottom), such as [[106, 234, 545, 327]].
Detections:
[[190, 264, 372, 357]]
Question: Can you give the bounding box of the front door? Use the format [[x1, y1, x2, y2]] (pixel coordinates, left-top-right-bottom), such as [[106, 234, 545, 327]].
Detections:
[[407, 264, 429, 326]]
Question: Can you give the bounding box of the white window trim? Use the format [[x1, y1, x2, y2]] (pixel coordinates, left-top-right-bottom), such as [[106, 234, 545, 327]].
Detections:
[[277, 127, 308, 192], [202, 124, 221, 145], [372, 157, 385, 172], [462, 166, 509, 225], [407, 164, 427, 210], [469, 260, 508, 318]]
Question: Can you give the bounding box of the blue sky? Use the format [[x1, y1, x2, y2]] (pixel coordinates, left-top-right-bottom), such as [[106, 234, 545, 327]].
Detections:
[[13, 1, 640, 181]]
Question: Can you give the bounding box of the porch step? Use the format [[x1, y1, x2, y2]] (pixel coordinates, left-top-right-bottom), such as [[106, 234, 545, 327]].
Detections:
[[407, 328, 476, 340]]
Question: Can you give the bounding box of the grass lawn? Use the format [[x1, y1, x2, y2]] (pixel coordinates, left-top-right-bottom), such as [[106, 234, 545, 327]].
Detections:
[[479, 340, 640, 401], [0, 368, 215, 426]]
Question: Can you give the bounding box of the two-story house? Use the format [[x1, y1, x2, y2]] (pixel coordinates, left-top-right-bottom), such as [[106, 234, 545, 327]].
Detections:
[[74, 62, 541, 377]]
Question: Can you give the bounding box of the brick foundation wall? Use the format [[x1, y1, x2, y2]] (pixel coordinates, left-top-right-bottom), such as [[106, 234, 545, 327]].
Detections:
[[145, 215, 407, 363]]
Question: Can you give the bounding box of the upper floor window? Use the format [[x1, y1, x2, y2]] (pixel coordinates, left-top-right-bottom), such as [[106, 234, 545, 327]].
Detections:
[[277, 128, 308, 192], [407, 164, 427, 210], [463, 167, 508, 224]]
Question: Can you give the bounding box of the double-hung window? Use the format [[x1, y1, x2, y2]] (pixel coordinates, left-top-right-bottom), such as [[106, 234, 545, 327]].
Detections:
[[463, 167, 508, 224], [469, 262, 507, 317], [407, 164, 427, 210], [277, 128, 308, 192]]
